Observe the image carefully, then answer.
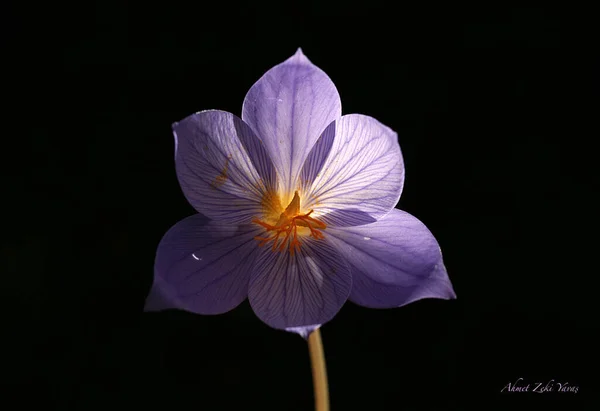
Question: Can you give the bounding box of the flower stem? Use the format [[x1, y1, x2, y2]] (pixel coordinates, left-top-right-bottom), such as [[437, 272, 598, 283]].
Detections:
[[308, 328, 329, 411]]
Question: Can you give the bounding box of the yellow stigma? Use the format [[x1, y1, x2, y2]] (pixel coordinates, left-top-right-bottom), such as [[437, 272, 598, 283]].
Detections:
[[252, 191, 326, 256]]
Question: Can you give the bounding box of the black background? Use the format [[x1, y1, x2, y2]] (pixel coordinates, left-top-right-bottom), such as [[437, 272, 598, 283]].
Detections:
[[4, 2, 598, 410]]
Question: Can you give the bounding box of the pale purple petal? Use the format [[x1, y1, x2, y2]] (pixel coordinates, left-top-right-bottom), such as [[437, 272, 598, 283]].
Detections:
[[318, 209, 377, 227], [173, 110, 277, 225], [350, 261, 453, 308], [326, 209, 456, 308], [145, 213, 262, 315], [303, 114, 404, 226], [242, 49, 342, 195], [248, 236, 352, 329], [299, 120, 336, 191]]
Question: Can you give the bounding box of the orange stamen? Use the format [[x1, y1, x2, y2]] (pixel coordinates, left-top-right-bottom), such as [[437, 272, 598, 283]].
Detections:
[[252, 190, 326, 255]]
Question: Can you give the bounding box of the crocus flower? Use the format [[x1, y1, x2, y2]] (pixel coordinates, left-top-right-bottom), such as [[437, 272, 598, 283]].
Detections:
[[145, 49, 455, 333]]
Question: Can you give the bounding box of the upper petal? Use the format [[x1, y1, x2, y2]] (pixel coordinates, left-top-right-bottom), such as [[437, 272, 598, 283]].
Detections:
[[173, 110, 277, 225], [242, 49, 342, 195], [303, 114, 405, 226], [326, 209, 455, 308], [299, 120, 336, 191], [248, 236, 352, 330], [145, 213, 262, 315]]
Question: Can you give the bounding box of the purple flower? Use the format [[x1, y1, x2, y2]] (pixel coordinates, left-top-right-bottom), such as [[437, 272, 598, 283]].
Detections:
[[145, 49, 456, 333]]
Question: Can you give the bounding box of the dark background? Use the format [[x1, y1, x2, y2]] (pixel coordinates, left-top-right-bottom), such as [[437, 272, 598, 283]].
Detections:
[[3, 2, 598, 410]]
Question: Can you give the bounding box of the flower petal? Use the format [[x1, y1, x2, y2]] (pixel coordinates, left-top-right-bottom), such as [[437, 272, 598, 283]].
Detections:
[[242, 49, 342, 195], [302, 114, 404, 226], [248, 236, 352, 329], [174, 110, 277, 225], [299, 120, 336, 190], [326, 209, 456, 308], [145, 213, 262, 315]]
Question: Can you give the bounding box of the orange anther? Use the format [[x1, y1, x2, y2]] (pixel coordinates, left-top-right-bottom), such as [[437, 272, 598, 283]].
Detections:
[[252, 194, 326, 255]]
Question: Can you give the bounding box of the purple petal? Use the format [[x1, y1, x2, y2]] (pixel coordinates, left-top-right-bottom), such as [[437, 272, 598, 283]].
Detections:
[[299, 120, 336, 191], [248, 236, 352, 329], [302, 114, 405, 226], [319, 209, 377, 227], [242, 48, 342, 195], [145, 213, 262, 315], [173, 110, 277, 225], [326, 209, 456, 308]]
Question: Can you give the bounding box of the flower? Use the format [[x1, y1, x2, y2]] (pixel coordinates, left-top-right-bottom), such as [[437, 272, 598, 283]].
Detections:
[[144, 49, 456, 333]]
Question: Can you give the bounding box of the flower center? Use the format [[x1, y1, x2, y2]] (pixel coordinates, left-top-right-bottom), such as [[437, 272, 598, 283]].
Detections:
[[252, 191, 326, 256]]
